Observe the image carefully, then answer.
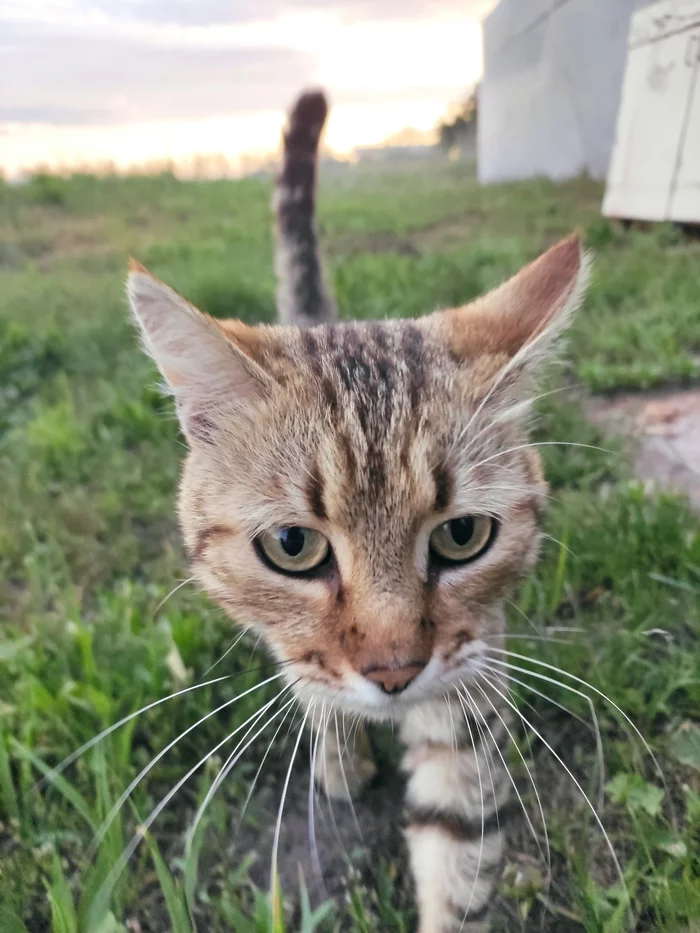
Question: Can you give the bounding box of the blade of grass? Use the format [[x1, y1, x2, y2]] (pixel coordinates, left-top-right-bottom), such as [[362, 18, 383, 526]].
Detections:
[[136, 818, 191, 933], [549, 523, 570, 615], [0, 726, 20, 823], [182, 797, 209, 924], [79, 746, 126, 929], [298, 869, 335, 933], [10, 738, 97, 832], [270, 867, 285, 933], [0, 906, 30, 933], [45, 853, 78, 933]]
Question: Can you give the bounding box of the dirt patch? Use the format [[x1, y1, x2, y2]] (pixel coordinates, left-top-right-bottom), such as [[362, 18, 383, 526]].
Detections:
[[586, 389, 700, 511], [225, 717, 590, 932], [235, 729, 409, 909]]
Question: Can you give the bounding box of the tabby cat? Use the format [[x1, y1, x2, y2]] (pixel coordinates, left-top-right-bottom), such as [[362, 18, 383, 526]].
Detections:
[[127, 89, 589, 932]]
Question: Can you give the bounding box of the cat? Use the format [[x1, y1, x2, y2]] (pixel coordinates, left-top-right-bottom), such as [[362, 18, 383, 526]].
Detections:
[[127, 89, 589, 933]]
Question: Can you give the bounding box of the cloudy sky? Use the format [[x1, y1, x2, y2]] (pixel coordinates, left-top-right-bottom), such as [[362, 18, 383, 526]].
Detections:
[[1, 0, 494, 176]]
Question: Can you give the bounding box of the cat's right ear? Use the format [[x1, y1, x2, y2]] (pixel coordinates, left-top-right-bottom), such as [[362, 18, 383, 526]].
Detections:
[[127, 261, 273, 444], [443, 233, 589, 371]]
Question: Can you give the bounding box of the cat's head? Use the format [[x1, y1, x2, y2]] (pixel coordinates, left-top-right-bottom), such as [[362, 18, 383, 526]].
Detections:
[[128, 235, 588, 720]]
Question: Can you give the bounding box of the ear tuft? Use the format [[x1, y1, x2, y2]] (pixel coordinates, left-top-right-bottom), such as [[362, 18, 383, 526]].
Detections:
[[128, 256, 149, 274]]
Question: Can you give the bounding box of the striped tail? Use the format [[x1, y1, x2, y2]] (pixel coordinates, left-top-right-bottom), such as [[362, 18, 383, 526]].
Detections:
[[273, 89, 337, 328]]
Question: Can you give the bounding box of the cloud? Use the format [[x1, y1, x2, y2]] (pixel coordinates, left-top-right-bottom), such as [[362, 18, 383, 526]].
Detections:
[[0, 0, 489, 168], [0, 106, 113, 126], [0, 21, 317, 125], [79, 0, 493, 27]]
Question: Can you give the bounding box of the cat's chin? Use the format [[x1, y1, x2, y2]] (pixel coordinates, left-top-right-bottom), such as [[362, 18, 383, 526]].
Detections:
[[294, 686, 426, 723]]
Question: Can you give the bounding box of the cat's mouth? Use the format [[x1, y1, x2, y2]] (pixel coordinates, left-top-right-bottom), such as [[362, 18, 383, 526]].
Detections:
[[292, 646, 486, 720]]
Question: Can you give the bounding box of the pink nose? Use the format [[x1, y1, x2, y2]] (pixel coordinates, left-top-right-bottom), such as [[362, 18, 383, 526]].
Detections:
[[363, 662, 426, 694]]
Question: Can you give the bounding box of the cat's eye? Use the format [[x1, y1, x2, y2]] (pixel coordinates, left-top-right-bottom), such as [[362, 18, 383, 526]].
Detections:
[[429, 515, 495, 564], [256, 526, 330, 574]]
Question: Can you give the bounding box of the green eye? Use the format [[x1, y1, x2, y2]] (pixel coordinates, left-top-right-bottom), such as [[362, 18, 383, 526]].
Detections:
[[429, 516, 494, 563], [257, 526, 330, 574]]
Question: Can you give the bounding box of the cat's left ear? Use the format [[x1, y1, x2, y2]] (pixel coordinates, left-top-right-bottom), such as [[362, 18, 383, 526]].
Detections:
[[127, 261, 274, 444], [443, 233, 590, 371]]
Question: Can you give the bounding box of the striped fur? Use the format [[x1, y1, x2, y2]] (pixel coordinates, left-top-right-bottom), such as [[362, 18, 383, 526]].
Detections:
[[401, 697, 511, 931], [127, 88, 591, 933], [273, 90, 337, 327]]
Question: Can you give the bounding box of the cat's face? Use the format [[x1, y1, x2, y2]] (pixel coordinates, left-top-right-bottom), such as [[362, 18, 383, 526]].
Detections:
[[177, 321, 547, 720], [128, 235, 587, 721]]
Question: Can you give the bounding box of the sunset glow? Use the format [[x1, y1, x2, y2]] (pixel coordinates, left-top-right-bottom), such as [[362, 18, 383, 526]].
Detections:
[[1, 2, 490, 176]]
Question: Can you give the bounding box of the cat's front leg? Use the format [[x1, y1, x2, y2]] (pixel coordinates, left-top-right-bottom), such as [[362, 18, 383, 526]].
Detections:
[[311, 711, 377, 801], [401, 695, 510, 932]]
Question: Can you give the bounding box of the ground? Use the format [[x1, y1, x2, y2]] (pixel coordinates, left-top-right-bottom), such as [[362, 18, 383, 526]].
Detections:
[[587, 389, 700, 513], [0, 165, 699, 933]]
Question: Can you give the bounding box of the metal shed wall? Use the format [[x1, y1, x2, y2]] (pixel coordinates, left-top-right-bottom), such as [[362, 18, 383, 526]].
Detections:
[[478, 0, 648, 183]]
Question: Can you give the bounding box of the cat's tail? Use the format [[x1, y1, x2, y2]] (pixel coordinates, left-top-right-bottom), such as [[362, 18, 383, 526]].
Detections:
[[273, 89, 337, 327]]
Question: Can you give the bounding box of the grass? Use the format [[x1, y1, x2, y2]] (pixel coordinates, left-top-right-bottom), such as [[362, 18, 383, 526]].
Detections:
[[0, 163, 699, 932]]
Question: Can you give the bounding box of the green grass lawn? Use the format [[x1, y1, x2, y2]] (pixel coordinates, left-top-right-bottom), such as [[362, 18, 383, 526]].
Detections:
[[0, 165, 699, 933]]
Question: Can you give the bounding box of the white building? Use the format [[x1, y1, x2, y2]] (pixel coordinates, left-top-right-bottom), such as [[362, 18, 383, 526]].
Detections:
[[478, 0, 648, 183], [603, 0, 700, 222]]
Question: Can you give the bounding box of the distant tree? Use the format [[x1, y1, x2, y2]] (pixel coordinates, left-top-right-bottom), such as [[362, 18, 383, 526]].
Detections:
[[438, 86, 479, 152]]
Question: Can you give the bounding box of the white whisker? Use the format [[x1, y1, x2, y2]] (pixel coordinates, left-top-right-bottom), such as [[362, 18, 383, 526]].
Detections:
[[339, 712, 352, 760], [445, 694, 458, 760], [505, 598, 542, 634], [485, 667, 547, 726], [453, 383, 580, 458], [308, 702, 325, 882], [503, 598, 585, 639], [469, 440, 614, 471], [233, 697, 300, 842], [246, 633, 265, 670], [459, 681, 546, 869], [478, 670, 631, 922], [477, 659, 605, 808], [270, 703, 312, 906], [87, 670, 287, 860], [465, 696, 500, 830], [483, 633, 578, 646], [89, 689, 295, 927], [35, 672, 240, 793], [449, 323, 579, 464], [350, 713, 364, 746], [540, 532, 579, 561], [202, 626, 250, 677], [468, 483, 559, 505], [334, 710, 364, 841], [485, 648, 664, 784], [319, 699, 351, 859], [452, 690, 486, 932], [471, 678, 552, 895], [185, 683, 297, 855], [153, 576, 196, 617], [468, 679, 551, 880], [482, 661, 594, 734]]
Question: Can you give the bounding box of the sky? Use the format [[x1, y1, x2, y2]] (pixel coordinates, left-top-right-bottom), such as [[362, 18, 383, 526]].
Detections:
[[1, 0, 494, 177]]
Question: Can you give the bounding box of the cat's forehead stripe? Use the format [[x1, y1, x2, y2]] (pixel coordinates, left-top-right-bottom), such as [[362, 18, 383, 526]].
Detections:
[[432, 463, 454, 513], [296, 321, 436, 427], [306, 460, 327, 520], [281, 321, 445, 522]]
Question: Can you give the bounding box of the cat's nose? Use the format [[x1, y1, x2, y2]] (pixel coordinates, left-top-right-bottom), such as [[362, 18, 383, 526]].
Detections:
[[362, 662, 426, 694]]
